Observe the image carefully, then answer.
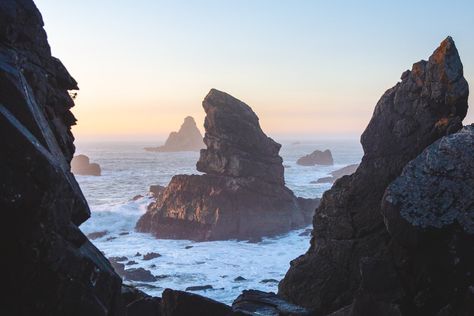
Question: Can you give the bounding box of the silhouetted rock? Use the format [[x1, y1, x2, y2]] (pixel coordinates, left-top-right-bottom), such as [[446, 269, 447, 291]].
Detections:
[[123, 268, 157, 282], [297, 149, 334, 166], [145, 116, 204, 152], [87, 230, 108, 239], [260, 279, 279, 284], [161, 289, 232, 316], [185, 285, 213, 291], [279, 37, 469, 315], [234, 276, 247, 282], [1, 1, 122, 314], [232, 290, 311, 315], [143, 252, 162, 260], [126, 260, 138, 266], [71, 154, 101, 176], [137, 89, 319, 241], [312, 164, 359, 184], [110, 256, 128, 262]]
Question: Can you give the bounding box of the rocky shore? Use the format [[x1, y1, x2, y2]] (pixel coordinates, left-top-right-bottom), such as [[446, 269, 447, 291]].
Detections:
[[137, 89, 319, 241], [279, 36, 472, 315]]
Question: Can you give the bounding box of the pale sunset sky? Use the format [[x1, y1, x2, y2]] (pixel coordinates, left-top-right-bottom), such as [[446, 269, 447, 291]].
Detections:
[[35, 0, 474, 141]]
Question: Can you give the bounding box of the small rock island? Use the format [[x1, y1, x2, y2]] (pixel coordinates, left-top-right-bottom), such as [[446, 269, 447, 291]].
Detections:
[[145, 116, 204, 152], [297, 149, 333, 166], [71, 154, 101, 176], [136, 89, 319, 241]]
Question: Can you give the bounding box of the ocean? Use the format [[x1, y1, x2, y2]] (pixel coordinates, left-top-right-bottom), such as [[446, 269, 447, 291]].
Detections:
[[76, 138, 363, 304]]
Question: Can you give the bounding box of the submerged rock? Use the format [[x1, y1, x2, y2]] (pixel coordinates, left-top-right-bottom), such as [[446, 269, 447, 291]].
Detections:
[[136, 89, 319, 241], [145, 116, 204, 152], [232, 290, 311, 315], [123, 268, 157, 282], [297, 149, 334, 166], [1, 1, 122, 314], [71, 154, 101, 176], [279, 37, 469, 315], [87, 230, 108, 239], [185, 285, 213, 291], [312, 164, 359, 184], [143, 252, 162, 260]]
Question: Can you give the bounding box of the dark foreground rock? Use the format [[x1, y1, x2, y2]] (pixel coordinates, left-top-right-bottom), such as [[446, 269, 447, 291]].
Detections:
[[137, 89, 319, 240], [71, 154, 101, 176], [312, 164, 359, 184], [232, 290, 311, 315], [145, 116, 204, 152], [1, 1, 123, 314], [297, 149, 334, 166], [162, 289, 232, 316], [279, 36, 469, 315]]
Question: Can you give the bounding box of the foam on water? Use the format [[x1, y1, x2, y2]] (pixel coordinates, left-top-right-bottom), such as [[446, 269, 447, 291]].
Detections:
[[77, 138, 362, 304]]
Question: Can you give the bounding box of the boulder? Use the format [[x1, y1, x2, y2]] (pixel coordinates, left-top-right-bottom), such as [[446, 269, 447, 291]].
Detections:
[[1, 1, 122, 314], [143, 252, 162, 260], [297, 149, 334, 166], [278, 37, 469, 315], [379, 125, 474, 315], [123, 268, 157, 282], [136, 89, 319, 240], [71, 154, 101, 176], [232, 290, 311, 315], [161, 289, 232, 316], [145, 116, 204, 152]]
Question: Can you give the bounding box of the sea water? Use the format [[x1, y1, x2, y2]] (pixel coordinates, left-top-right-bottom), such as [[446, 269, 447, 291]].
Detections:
[[77, 138, 362, 304]]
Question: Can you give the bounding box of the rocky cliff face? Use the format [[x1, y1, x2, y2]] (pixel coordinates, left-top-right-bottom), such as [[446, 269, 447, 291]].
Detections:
[[145, 116, 204, 152], [0, 1, 123, 314], [137, 89, 319, 240], [279, 37, 469, 315]]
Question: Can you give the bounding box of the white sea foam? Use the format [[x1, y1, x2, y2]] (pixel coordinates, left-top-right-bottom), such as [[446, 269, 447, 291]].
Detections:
[[77, 139, 362, 304]]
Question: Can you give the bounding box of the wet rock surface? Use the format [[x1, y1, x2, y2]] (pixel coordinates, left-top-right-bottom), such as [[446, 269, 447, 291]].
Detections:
[[297, 149, 334, 166], [161, 289, 233, 316], [71, 154, 101, 176], [137, 89, 319, 240], [279, 37, 469, 315], [232, 290, 311, 315], [145, 116, 204, 152]]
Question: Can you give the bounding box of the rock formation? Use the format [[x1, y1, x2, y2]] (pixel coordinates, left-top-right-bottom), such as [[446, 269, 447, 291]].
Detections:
[[137, 89, 319, 240], [297, 149, 334, 166], [312, 164, 359, 184], [0, 1, 313, 315], [0, 0, 122, 314], [71, 154, 101, 176], [145, 116, 204, 152], [279, 36, 469, 315]]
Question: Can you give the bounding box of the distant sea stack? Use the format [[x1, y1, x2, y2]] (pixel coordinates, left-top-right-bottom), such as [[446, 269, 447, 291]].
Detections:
[[136, 89, 319, 241], [145, 116, 204, 152], [296, 149, 333, 166], [279, 37, 470, 315], [71, 154, 101, 176]]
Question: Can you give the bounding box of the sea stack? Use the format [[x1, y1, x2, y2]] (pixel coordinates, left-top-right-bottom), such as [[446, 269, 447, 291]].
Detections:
[[279, 37, 470, 315], [145, 116, 204, 152], [71, 154, 101, 176], [136, 89, 319, 241], [296, 149, 334, 166]]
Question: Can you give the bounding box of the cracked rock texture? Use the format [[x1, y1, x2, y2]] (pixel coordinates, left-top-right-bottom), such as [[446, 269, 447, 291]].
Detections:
[[279, 36, 469, 315]]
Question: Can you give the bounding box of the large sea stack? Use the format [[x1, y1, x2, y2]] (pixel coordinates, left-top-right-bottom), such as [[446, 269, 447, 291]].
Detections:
[[0, 1, 123, 314], [279, 37, 470, 315], [136, 89, 319, 240], [145, 116, 204, 152]]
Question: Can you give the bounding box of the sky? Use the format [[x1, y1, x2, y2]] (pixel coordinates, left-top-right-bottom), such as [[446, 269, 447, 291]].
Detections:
[[35, 0, 474, 141]]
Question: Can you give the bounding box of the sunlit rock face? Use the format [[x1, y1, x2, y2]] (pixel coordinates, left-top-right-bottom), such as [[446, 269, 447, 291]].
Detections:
[[145, 116, 205, 152], [0, 0, 122, 314], [279, 37, 469, 315], [136, 89, 319, 241]]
